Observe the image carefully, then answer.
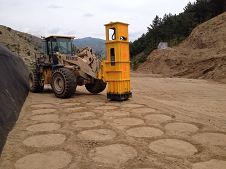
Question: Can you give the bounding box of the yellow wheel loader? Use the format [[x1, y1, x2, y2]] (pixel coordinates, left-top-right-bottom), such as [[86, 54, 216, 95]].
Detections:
[[29, 35, 106, 98]]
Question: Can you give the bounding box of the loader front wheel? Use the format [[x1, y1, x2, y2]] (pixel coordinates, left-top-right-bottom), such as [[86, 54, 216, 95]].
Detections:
[[85, 79, 107, 94], [51, 68, 76, 98], [29, 69, 44, 93]]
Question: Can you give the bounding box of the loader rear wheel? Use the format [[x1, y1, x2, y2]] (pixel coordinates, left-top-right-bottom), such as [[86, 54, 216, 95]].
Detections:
[[51, 68, 76, 98], [85, 79, 107, 94], [29, 69, 44, 93]]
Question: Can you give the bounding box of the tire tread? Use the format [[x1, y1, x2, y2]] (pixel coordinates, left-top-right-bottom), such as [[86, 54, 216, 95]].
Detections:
[[51, 68, 76, 98], [85, 79, 107, 94], [29, 69, 44, 93]]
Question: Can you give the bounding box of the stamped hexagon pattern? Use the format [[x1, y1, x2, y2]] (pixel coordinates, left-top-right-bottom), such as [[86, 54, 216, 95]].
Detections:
[[14, 151, 72, 169], [89, 144, 137, 165], [1, 77, 226, 169]]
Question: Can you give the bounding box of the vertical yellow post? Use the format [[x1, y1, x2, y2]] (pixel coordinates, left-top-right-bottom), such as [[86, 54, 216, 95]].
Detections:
[[101, 21, 132, 100]]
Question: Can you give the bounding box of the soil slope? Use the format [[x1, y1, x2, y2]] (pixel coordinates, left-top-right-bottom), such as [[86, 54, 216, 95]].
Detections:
[[0, 25, 42, 66], [137, 12, 226, 83]]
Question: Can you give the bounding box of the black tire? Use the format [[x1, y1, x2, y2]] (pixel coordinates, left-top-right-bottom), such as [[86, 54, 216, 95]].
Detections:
[[29, 69, 44, 93], [85, 79, 107, 94], [51, 68, 76, 98]]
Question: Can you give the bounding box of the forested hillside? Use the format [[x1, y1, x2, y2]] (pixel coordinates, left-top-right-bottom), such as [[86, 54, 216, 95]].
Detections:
[[130, 0, 226, 69], [73, 37, 106, 59], [136, 11, 226, 83]]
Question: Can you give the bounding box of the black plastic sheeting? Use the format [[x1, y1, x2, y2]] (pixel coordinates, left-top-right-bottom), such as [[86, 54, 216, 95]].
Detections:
[[0, 43, 29, 156]]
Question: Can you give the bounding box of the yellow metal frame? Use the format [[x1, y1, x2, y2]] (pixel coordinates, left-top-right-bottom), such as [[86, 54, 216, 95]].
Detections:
[[100, 21, 132, 100]]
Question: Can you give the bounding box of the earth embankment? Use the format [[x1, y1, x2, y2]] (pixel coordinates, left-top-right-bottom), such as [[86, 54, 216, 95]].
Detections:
[[137, 12, 226, 83]]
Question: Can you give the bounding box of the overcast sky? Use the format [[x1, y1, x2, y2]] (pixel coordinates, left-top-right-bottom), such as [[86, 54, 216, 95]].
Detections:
[[0, 0, 195, 41]]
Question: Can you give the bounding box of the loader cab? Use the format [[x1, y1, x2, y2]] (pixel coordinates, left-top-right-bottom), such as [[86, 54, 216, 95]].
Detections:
[[42, 35, 75, 64]]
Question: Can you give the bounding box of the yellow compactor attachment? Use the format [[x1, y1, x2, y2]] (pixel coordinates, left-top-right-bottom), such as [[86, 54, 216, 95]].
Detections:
[[99, 21, 132, 100]]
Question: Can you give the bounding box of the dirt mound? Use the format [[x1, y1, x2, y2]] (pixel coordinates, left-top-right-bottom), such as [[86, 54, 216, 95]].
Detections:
[[137, 12, 226, 83]]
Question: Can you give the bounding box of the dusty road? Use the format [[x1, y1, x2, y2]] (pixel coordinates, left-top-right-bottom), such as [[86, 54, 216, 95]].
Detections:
[[0, 72, 226, 169]]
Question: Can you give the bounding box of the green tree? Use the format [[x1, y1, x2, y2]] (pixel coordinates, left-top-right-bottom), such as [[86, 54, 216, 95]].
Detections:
[[149, 15, 162, 46], [129, 0, 226, 62], [7, 27, 11, 31]]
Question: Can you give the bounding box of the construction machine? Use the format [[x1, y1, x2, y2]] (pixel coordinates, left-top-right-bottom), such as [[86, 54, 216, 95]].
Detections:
[[29, 35, 106, 98]]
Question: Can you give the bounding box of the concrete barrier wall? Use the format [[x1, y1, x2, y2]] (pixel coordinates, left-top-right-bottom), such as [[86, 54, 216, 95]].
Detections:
[[0, 43, 29, 156]]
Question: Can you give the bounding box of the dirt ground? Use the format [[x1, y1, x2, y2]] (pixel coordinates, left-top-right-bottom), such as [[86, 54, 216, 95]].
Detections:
[[0, 72, 226, 169]]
